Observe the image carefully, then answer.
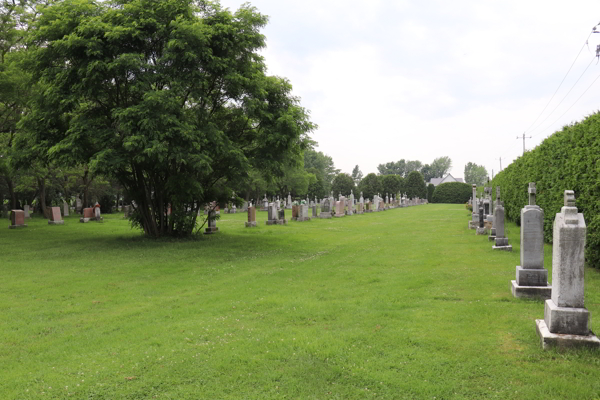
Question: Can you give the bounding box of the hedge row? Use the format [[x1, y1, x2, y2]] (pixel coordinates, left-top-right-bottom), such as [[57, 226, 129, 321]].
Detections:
[[431, 182, 472, 204], [490, 112, 600, 268]]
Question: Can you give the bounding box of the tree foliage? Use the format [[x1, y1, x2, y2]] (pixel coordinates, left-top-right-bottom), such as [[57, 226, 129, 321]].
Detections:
[[24, 0, 314, 237], [464, 162, 488, 186], [381, 174, 403, 197], [304, 148, 338, 193], [427, 183, 435, 203], [431, 182, 471, 204], [358, 173, 381, 200], [331, 173, 354, 197], [351, 164, 363, 185], [490, 112, 600, 268], [430, 156, 452, 178], [377, 159, 405, 176], [404, 171, 426, 199]]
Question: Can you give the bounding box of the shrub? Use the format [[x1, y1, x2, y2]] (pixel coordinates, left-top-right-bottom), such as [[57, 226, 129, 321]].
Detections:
[[431, 182, 471, 204], [427, 183, 435, 202], [490, 112, 600, 268]]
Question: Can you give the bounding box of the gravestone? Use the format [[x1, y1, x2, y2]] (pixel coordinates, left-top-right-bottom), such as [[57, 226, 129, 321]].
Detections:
[[489, 187, 500, 240], [63, 201, 69, 217], [204, 210, 219, 234], [123, 205, 131, 218], [9, 210, 27, 229], [536, 190, 600, 349], [319, 198, 332, 219], [297, 204, 311, 222], [23, 204, 30, 219], [245, 206, 257, 227], [242, 202, 249, 212], [312, 203, 317, 218], [286, 192, 292, 209], [231, 204, 237, 214], [278, 208, 286, 224], [80, 207, 95, 223], [512, 183, 551, 299], [476, 203, 487, 235], [373, 195, 380, 212], [357, 202, 364, 214], [94, 203, 104, 222], [262, 195, 269, 211], [359, 192, 364, 205], [492, 201, 511, 251], [347, 191, 354, 215], [292, 205, 299, 221], [48, 207, 64, 225], [335, 196, 345, 217], [76, 197, 82, 213]]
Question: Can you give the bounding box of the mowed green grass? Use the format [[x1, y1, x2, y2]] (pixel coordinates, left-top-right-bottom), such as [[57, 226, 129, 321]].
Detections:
[[0, 204, 599, 399]]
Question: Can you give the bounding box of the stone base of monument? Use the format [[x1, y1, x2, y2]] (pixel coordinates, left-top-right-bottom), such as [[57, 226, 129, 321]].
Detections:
[[492, 237, 512, 251], [8, 224, 27, 229], [544, 300, 589, 335], [319, 212, 332, 219], [80, 217, 91, 223], [204, 227, 219, 234], [296, 217, 311, 222], [511, 280, 551, 299], [334, 213, 345, 218], [484, 221, 493, 229], [488, 235, 496, 241], [468, 221, 477, 229], [48, 220, 64, 225], [244, 221, 257, 228], [266, 220, 286, 225], [535, 319, 600, 350], [476, 227, 488, 235], [345, 210, 353, 215]]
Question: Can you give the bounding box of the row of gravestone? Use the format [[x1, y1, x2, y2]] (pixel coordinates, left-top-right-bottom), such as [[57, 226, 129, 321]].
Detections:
[[8, 203, 106, 228], [469, 183, 599, 349], [201, 192, 428, 234]]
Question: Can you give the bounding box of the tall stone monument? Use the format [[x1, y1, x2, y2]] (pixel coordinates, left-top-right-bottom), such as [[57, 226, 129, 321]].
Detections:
[[63, 201, 70, 217], [476, 202, 487, 235], [286, 192, 292, 209], [204, 210, 219, 234], [535, 190, 599, 349], [511, 183, 551, 299], [491, 200, 511, 250], [320, 198, 332, 219]]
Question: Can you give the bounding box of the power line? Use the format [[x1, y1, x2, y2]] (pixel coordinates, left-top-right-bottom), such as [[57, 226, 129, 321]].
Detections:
[[522, 32, 593, 134], [532, 70, 600, 138], [517, 133, 533, 154], [527, 56, 595, 136]]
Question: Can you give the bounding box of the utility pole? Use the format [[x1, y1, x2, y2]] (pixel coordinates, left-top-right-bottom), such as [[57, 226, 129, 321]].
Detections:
[[496, 157, 502, 171], [517, 133, 532, 155]]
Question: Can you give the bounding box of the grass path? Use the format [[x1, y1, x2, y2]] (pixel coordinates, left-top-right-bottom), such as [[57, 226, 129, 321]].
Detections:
[[0, 204, 599, 399]]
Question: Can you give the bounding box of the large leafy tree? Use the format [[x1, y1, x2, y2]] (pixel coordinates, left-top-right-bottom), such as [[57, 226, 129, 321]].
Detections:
[[381, 174, 403, 197], [430, 156, 452, 178], [358, 172, 381, 200], [303, 148, 338, 193], [351, 164, 362, 185], [464, 162, 488, 186], [404, 171, 426, 199], [331, 172, 354, 197], [24, 0, 314, 237], [377, 159, 405, 176]]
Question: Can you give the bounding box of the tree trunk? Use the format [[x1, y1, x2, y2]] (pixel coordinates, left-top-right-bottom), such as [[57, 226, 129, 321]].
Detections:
[[4, 176, 16, 210], [37, 176, 50, 219]]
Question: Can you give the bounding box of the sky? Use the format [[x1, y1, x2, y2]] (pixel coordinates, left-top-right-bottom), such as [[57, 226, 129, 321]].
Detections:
[[219, 0, 600, 179]]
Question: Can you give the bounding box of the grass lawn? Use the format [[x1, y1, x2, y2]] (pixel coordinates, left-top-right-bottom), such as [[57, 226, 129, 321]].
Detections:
[[1, 204, 599, 399]]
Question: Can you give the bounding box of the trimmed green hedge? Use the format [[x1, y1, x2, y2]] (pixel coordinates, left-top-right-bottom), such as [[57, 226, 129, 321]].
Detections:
[[490, 112, 600, 268], [431, 182, 471, 204]]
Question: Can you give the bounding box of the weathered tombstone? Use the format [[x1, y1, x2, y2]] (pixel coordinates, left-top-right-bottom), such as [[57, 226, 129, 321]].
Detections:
[[63, 201, 70, 217], [297, 204, 311, 222], [373, 195, 380, 212], [204, 210, 219, 234], [536, 190, 600, 349], [48, 207, 64, 225], [511, 183, 551, 299], [245, 206, 257, 227], [123, 205, 131, 218], [469, 185, 478, 229], [335, 196, 345, 217], [231, 204, 237, 214], [286, 192, 292, 209], [80, 207, 95, 223], [489, 187, 500, 240], [262, 195, 269, 211], [347, 191, 354, 215], [320, 198, 332, 219], [476, 203, 487, 235], [359, 192, 364, 205], [76, 197, 82, 213], [23, 204, 31, 219], [9, 210, 27, 229], [357, 202, 364, 214], [492, 200, 511, 251], [312, 203, 317, 217], [266, 203, 277, 225], [278, 208, 286, 224], [291, 205, 298, 221], [242, 201, 249, 212]]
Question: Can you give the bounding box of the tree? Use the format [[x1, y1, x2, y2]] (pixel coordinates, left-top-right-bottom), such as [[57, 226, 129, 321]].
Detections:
[[331, 173, 355, 197], [420, 164, 434, 182], [464, 162, 488, 186], [431, 182, 471, 204], [304, 148, 339, 193], [404, 160, 423, 175], [430, 156, 452, 178], [404, 171, 426, 199], [427, 183, 435, 202], [381, 174, 403, 197], [24, 0, 314, 237], [377, 159, 405, 176], [358, 173, 381, 200], [351, 164, 363, 185]]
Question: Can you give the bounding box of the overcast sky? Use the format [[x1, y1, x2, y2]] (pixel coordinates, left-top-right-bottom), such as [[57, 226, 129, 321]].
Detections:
[[219, 0, 600, 179]]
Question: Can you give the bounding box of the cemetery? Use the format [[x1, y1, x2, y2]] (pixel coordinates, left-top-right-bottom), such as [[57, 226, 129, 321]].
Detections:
[[1, 1, 600, 399]]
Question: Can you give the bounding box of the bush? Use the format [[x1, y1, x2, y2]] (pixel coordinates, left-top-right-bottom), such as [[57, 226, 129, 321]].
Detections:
[[427, 183, 435, 202], [405, 171, 426, 199], [431, 182, 471, 204], [490, 112, 600, 268]]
